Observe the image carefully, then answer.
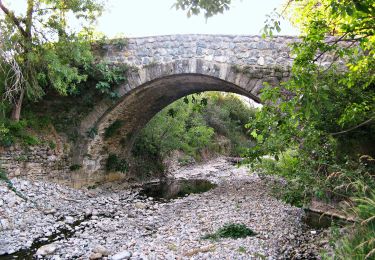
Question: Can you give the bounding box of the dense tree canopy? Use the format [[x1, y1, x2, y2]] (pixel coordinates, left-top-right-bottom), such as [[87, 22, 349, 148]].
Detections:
[[0, 0, 104, 121], [248, 0, 375, 157]]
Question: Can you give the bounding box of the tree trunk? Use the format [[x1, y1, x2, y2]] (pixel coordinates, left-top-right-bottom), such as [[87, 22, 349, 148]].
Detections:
[[11, 89, 24, 122]]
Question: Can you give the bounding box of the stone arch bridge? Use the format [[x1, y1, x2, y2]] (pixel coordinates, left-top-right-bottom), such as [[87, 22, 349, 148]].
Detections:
[[75, 34, 300, 178]]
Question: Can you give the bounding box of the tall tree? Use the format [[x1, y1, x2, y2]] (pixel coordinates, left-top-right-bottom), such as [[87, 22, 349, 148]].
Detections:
[[0, 0, 104, 121]]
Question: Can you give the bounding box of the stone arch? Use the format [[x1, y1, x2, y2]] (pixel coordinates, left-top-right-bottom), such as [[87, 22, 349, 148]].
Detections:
[[77, 59, 289, 174]]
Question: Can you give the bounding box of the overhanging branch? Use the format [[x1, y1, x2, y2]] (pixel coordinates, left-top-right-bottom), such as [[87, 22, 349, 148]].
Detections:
[[330, 117, 374, 136]]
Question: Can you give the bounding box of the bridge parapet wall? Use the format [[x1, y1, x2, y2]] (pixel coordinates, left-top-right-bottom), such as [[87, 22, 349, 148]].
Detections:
[[103, 34, 296, 69]]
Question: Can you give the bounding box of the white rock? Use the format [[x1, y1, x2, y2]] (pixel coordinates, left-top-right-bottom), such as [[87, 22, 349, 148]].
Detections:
[[134, 202, 146, 209], [89, 252, 102, 259], [111, 250, 132, 260], [35, 244, 57, 256], [0, 219, 11, 230], [65, 216, 75, 224], [257, 56, 265, 65], [93, 245, 110, 256]]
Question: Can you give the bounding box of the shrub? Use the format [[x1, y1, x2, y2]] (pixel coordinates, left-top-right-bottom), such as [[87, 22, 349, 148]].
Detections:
[[23, 135, 40, 146], [0, 119, 42, 147], [69, 164, 82, 171], [48, 141, 57, 150], [203, 223, 256, 240], [106, 154, 128, 173]]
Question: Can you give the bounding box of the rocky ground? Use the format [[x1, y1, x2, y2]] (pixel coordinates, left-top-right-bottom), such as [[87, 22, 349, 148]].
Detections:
[[0, 158, 331, 259]]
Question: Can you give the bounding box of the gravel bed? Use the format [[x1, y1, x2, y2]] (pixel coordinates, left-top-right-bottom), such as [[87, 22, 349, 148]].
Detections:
[[0, 158, 330, 259]]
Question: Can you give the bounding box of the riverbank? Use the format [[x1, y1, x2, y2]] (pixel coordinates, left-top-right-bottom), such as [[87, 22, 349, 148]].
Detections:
[[0, 158, 332, 259]]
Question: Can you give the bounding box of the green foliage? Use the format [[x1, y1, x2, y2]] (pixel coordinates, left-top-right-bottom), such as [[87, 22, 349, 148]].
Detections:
[[131, 92, 255, 180], [106, 154, 129, 173], [16, 155, 27, 162], [23, 135, 40, 146], [133, 92, 255, 163], [202, 223, 256, 240], [0, 0, 105, 120], [237, 1, 375, 257], [48, 141, 56, 150], [243, 0, 375, 206], [173, 0, 231, 18], [0, 118, 44, 147], [202, 93, 256, 156], [104, 120, 123, 139], [253, 151, 317, 207], [238, 246, 247, 254], [325, 191, 375, 260], [90, 62, 128, 99], [69, 164, 82, 171], [133, 94, 213, 159], [87, 127, 98, 139]]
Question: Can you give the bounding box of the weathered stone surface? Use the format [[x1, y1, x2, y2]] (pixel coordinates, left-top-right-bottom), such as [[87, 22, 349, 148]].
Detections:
[[76, 35, 297, 177], [0, 143, 71, 180]]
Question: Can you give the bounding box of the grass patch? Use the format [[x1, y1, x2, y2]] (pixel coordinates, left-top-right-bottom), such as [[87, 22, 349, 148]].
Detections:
[[202, 223, 256, 240], [238, 246, 247, 253]]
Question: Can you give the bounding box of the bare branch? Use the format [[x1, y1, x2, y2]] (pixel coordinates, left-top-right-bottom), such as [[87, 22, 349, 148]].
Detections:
[[330, 117, 375, 136], [0, 0, 28, 38], [0, 37, 26, 105]]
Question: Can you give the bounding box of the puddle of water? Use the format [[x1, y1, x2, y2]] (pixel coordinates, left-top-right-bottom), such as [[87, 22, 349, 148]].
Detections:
[[139, 179, 217, 201], [303, 210, 349, 229]]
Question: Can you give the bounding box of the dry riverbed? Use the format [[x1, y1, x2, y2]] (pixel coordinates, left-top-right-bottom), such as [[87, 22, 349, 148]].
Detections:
[[0, 158, 331, 259]]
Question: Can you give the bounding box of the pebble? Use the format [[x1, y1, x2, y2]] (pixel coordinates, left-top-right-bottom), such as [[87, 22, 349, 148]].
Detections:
[[134, 202, 146, 209], [0, 219, 11, 230], [65, 216, 75, 224], [89, 252, 102, 259], [93, 245, 110, 256], [0, 158, 330, 259], [111, 250, 132, 260]]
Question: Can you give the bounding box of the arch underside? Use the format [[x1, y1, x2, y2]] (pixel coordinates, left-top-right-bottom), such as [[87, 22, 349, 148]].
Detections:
[[81, 72, 281, 174], [102, 74, 259, 141]]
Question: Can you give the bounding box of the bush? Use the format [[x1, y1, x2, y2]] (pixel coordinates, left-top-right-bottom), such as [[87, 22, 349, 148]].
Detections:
[[0, 119, 41, 147], [23, 135, 40, 146], [106, 154, 129, 173], [203, 223, 256, 240]]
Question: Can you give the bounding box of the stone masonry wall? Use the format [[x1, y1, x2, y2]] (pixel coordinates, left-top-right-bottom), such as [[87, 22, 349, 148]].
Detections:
[[2, 35, 304, 186], [104, 34, 297, 68], [1, 145, 70, 179]]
